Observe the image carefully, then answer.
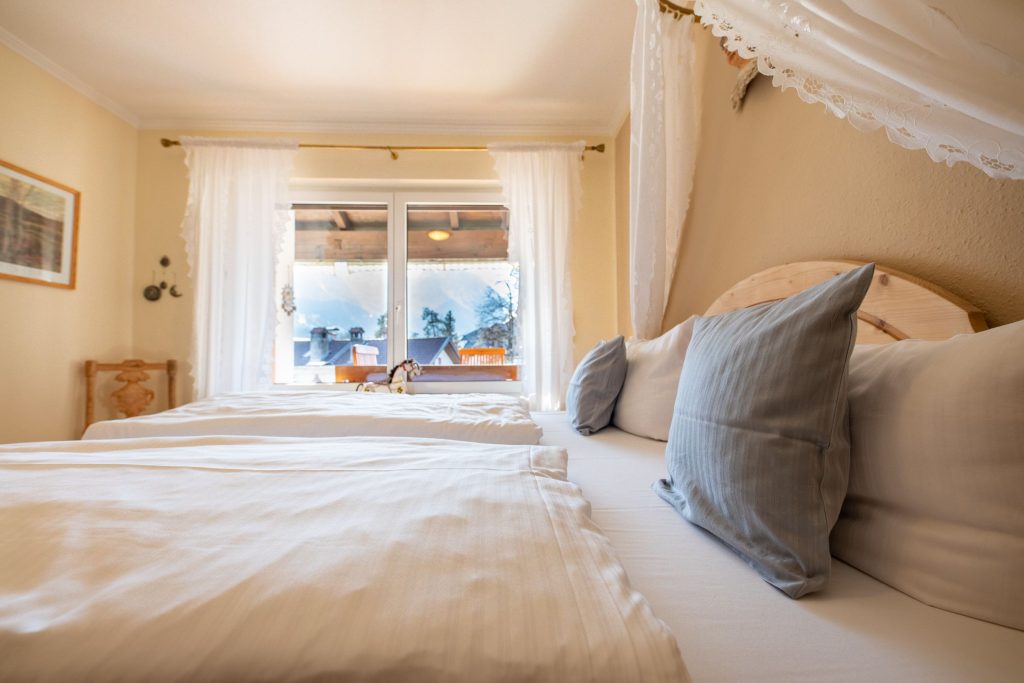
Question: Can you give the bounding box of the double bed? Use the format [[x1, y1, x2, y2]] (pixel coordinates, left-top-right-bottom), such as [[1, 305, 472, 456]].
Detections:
[[539, 413, 1024, 682], [2, 261, 1021, 681], [82, 391, 542, 444], [0, 435, 684, 681]]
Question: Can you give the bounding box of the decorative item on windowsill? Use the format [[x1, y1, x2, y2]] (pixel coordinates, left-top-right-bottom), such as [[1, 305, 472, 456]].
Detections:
[[143, 255, 183, 301], [355, 358, 422, 394], [721, 37, 760, 111]]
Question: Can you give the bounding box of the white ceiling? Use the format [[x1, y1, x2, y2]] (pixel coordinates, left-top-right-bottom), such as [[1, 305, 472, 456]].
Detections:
[[0, 0, 637, 135]]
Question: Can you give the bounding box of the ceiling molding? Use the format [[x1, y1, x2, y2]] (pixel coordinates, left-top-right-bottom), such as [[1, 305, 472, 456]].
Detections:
[[1, 7, 628, 139], [610, 92, 631, 137], [141, 116, 617, 138], [0, 24, 140, 127]]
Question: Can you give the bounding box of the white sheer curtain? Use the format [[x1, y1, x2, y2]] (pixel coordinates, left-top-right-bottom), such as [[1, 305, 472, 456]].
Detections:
[[630, 0, 703, 339], [695, 0, 1024, 179], [180, 137, 298, 399], [489, 142, 585, 411]]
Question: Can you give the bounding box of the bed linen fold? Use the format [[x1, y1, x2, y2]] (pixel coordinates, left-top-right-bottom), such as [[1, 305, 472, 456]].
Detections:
[[0, 435, 685, 682], [82, 390, 542, 444], [534, 412, 1024, 683]]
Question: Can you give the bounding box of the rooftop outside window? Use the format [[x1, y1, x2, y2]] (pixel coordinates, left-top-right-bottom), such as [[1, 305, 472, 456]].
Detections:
[[277, 194, 519, 387]]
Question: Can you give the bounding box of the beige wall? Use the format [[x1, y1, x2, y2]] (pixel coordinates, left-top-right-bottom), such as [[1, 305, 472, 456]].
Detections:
[[134, 130, 620, 402], [661, 29, 1024, 330], [614, 117, 632, 337], [0, 46, 138, 443], [5, 19, 1021, 441]]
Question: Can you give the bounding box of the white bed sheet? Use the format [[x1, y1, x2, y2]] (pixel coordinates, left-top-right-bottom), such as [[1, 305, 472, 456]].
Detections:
[[534, 412, 1024, 683], [83, 390, 542, 444], [0, 435, 684, 682]]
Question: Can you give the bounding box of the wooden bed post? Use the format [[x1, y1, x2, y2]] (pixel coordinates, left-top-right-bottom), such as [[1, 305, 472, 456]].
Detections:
[[167, 360, 177, 411], [84, 360, 97, 433]]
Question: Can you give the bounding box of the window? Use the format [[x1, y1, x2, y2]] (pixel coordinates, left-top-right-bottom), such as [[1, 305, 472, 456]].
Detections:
[[275, 189, 519, 388]]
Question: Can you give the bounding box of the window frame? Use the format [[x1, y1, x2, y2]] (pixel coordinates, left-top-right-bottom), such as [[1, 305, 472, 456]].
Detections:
[[279, 182, 521, 395]]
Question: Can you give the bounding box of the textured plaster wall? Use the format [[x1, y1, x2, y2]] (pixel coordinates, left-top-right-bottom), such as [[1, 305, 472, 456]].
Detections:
[[0, 45, 137, 443], [659, 29, 1024, 330], [614, 117, 632, 337]]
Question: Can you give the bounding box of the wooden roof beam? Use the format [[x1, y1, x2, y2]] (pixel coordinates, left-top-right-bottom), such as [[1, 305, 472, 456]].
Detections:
[[332, 210, 351, 230]]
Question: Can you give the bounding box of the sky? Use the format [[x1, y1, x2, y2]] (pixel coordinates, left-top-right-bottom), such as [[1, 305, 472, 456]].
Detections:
[[293, 260, 516, 340]]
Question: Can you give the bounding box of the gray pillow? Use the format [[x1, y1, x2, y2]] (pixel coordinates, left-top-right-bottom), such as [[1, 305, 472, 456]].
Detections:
[[655, 263, 875, 598], [566, 336, 627, 435]]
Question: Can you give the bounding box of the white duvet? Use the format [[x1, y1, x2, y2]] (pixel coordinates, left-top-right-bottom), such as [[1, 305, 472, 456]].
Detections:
[[83, 390, 542, 444], [0, 435, 686, 682]]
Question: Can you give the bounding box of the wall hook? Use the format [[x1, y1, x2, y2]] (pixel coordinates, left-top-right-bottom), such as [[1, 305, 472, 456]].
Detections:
[[169, 270, 183, 298], [143, 256, 183, 301]]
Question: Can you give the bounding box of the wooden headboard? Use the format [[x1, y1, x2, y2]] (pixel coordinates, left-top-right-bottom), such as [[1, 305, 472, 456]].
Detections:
[[704, 261, 987, 344]]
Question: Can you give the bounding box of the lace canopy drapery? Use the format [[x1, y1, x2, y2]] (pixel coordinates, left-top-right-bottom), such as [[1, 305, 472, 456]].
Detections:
[[695, 0, 1024, 180], [630, 0, 703, 339], [489, 142, 585, 411], [180, 137, 298, 399]]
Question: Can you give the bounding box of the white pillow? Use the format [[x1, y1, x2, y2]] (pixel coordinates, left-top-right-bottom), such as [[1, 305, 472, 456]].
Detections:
[[611, 317, 695, 441], [831, 320, 1024, 631]]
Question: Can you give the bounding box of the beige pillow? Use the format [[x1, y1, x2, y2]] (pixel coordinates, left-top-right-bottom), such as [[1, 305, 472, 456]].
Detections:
[[831, 320, 1024, 631], [612, 317, 695, 441]]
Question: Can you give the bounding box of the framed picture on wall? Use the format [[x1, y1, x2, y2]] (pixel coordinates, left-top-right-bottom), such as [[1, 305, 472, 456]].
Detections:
[[0, 159, 80, 289]]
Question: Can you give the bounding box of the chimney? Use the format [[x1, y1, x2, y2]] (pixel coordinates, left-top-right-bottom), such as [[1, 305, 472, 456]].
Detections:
[[349, 326, 365, 342], [309, 327, 330, 364]]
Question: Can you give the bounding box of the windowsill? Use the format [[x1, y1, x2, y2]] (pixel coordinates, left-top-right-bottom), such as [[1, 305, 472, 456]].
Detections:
[[285, 363, 519, 390], [272, 380, 523, 395], [299, 365, 520, 384]]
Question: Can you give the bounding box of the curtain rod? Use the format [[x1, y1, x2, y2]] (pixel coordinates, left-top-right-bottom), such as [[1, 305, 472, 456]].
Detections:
[[159, 138, 605, 160]]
